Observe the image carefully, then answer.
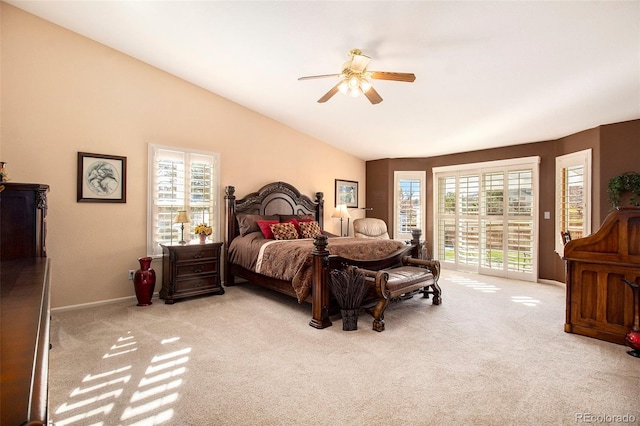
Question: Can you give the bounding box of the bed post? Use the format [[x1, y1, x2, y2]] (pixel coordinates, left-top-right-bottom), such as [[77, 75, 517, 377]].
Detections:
[[315, 192, 324, 230], [310, 235, 332, 329], [224, 186, 236, 286], [411, 228, 422, 259]]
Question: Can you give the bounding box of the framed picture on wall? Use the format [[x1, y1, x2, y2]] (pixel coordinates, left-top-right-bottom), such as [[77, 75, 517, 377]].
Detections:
[[77, 152, 127, 203], [335, 179, 358, 208]]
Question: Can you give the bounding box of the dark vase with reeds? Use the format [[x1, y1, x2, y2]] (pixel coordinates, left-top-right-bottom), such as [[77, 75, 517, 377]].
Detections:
[[329, 266, 368, 331]]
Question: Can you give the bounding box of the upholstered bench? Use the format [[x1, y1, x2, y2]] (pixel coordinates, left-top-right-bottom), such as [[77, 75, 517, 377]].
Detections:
[[358, 256, 441, 332]]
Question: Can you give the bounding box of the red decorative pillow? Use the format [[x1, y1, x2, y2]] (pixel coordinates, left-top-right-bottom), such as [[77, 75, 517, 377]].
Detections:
[[257, 220, 279, 239], [270, 222, 299, 240], [299, 220, 322, 238]]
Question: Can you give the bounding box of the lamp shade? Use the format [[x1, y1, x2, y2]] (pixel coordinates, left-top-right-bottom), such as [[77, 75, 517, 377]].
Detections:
[[332, 204, 350, 219], [174, 210, 190, 223]]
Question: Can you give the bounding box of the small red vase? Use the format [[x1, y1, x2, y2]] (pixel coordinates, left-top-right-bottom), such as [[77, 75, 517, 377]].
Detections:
[[134, 256, 155, 306], [622, 279, 640, 357]]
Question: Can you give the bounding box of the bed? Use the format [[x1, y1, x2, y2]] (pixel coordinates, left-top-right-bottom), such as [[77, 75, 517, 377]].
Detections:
[[224, 181, 419, 329]]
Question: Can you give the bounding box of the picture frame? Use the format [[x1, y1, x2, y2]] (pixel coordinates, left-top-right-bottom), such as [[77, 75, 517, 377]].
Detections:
[[77, 152, 127, 203], [335, 179, 358, 208]]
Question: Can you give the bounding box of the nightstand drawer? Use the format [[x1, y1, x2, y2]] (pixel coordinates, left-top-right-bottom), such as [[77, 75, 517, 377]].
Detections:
[[174, 247, 219, 262], [175, 276, 217, 293], [176, 261, 218, 276]]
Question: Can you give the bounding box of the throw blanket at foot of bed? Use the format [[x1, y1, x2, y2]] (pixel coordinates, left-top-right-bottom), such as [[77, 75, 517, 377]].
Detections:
[[256, 237, 408, 303]]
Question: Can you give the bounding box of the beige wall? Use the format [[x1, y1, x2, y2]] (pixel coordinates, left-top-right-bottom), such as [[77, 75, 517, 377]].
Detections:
[[1, 3, 366, 308]]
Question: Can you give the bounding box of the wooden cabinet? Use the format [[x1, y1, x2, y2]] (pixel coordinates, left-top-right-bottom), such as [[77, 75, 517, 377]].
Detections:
[[160, 242, 224, 303], [1, 258, 51, 426], [0, 182, 51, 424], [563, 207, 640, 345], [0, 183, 49, 260]]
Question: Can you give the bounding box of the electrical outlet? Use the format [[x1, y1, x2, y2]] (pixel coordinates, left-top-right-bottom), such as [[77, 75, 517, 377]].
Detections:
[[128, 270, 135, 280]]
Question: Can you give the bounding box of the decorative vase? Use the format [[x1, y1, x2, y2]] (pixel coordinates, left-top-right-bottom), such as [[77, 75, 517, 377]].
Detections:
[[622, 279, 640, 357], [341, 309, 359, 331], [199, 233, 207, 244], [134, 256, 155, 306]]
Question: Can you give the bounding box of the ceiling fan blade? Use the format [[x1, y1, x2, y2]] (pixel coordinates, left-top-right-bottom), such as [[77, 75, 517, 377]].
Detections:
[[350, 53, 371, 72], [369, 71, 416, 82], [317, 83, 341, 103], [298, 74, 341, 81], [364, 87, 383, 105]]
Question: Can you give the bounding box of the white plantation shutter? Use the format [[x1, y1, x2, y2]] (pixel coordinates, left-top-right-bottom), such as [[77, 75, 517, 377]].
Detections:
[[148, 145, 220, 256], [394, 171, 426, 240], [555, 149, 591, 255], [433, 157, 539, 281]]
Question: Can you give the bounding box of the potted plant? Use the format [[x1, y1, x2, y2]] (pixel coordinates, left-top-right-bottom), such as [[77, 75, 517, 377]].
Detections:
[[607, 172, 640, 209], [194, 223, 213, 243]]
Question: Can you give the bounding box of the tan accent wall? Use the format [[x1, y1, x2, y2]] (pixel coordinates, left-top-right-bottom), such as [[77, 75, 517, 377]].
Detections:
[[1, 4, 365, 308], [367, 120, 639, 283]]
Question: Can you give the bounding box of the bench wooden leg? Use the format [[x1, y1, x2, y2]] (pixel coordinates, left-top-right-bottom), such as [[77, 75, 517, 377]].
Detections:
[[368, 298, 389, 332], [422, 282, 442, 305], [432, 282, 442, 305]]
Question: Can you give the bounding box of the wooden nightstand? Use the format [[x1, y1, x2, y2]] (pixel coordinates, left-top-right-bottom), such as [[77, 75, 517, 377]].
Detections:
[[160, 242, 224, 304]]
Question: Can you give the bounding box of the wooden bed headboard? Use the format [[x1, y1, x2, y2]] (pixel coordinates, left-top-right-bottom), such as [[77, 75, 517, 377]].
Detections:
[[224, 181, 324, 247]]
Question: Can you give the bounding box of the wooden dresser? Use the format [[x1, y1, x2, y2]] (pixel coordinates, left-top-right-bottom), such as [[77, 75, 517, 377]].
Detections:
[[0, 183, 49, 260], [160, 242, 224, 303], [1, 258, 51, 425], [0, 182, 51, 424], [563, 207, 640, 345]]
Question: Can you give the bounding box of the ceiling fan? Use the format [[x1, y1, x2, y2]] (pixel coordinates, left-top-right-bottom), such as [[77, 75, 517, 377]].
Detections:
[[298, 48, 416, 105]]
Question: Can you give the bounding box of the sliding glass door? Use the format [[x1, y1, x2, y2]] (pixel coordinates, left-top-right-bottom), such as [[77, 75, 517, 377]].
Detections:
[[434, 158, 539, 281]]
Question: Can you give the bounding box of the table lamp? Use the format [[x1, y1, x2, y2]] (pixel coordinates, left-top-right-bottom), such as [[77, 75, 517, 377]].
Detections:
[[332, 204, 351, 236], [174, 210, 190, 244]]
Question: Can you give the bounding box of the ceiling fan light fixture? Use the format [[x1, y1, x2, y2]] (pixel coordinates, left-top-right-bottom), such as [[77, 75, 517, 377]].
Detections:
[[338, 80, 349, 94], [360, 79, 372, 93], [299, 48, 415, 104]]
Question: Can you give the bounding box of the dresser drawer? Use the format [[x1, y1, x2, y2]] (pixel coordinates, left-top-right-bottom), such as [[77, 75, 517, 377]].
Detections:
[[176, 261, 218, 277], [174, 247, 219, 262], [175, 275, 218, 293]]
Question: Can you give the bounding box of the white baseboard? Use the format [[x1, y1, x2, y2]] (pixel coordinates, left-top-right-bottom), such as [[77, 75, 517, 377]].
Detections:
[[52, 293, 159, 313], [537, 278, 565, 287]]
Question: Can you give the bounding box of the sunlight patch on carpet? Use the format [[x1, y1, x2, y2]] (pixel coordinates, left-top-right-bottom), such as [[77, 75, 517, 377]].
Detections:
[[444, 275, 502, 293], [52, 330, 187, 425]]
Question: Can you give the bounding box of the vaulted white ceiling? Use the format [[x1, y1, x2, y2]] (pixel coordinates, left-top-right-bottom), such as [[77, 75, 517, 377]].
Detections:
[[8, 1, 640, 161]]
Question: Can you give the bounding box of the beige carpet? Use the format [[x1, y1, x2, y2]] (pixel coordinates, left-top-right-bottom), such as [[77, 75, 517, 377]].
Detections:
[[48, 271, 640, 425]]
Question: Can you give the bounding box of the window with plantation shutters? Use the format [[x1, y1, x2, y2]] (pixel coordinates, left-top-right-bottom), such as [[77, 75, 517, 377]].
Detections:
[[148, 145, 220, 256], [433, 157, 539, 281], [393, 171, 426, 241], [555, 149, 591, 255]]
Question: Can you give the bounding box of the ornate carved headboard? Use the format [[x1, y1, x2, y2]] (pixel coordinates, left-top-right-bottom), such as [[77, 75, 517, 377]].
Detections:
[[224, 181, 324, 247]]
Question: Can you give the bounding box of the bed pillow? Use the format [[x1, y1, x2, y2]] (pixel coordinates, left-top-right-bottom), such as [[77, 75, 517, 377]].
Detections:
[[299, 220, 322, 239], [257, 219, 280, 239], [279, 214, 315, 222], [270, 222, 299, 240], [237, 214, 278, 236]]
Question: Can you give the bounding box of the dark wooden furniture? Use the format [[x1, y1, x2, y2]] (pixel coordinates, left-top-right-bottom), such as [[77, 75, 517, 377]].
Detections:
[[563, 207, 640, 345], [0, 182, 49, 260], [1, 258, 51, 426], [225, 182, 418, 329], [355, 257, 441, 332], [160, 242, 224, 304]]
